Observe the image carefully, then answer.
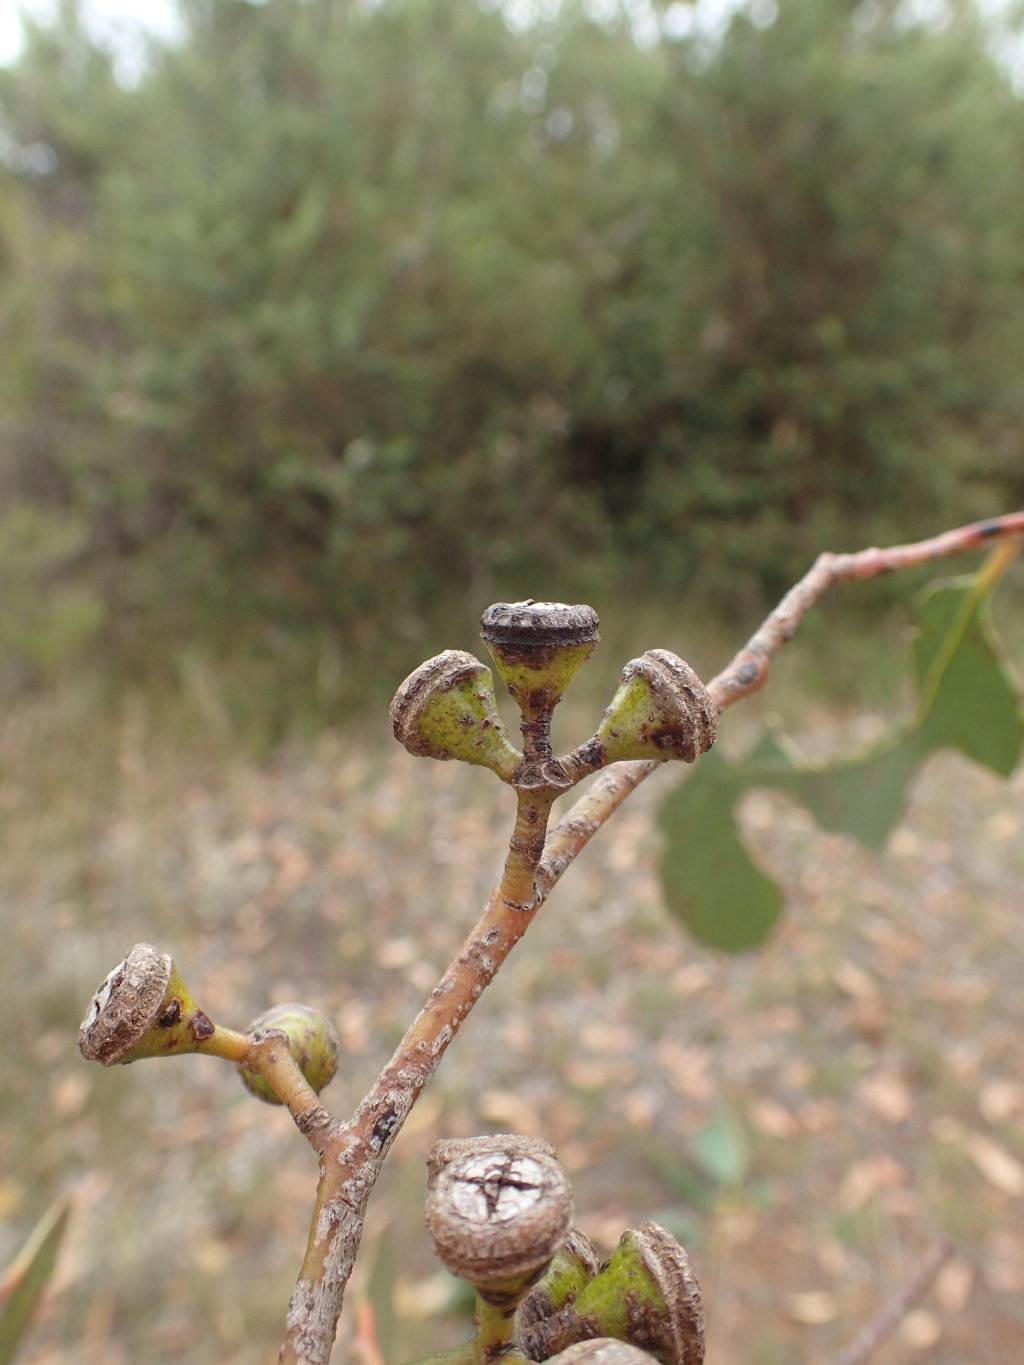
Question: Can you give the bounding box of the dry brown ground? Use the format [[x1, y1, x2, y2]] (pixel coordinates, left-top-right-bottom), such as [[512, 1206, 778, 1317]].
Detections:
[[1, 679, 1022, 1365]]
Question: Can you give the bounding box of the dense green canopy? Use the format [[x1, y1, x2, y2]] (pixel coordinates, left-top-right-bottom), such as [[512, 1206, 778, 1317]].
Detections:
[[1, 0, 1022, 693]]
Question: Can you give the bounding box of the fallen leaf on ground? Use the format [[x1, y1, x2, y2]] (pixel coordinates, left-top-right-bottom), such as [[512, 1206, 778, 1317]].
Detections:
[[838, 1154, 907, 1212], [855, 1070, 913, 1124], [978, 1079, 1024, 1124], [748, 1097, 800, 1139], [786, 1291, 839, 1325], [898, 1308, 941, 1349], [934, 1256, 974, 1313], [961, 1131, 1024, 1196]]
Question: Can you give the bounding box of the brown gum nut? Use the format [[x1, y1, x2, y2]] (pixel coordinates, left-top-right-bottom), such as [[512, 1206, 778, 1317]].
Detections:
[[425, 1137, 573, 1289], [389, 649, 520, 777], [390, 650, 488, 750], [480, 602, 600, 709], [479, 602, 600, 655], [552, 1343, 660, 1365], [630, 1222, 705, 1365], [78, 943, 173, 1066], [426, 1134, 558, 1190]]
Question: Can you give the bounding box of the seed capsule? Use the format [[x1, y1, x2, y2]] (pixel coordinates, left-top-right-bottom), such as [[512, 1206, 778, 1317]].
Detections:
[[549, 1342, 660, 1365], [594, 651, 718, 764], [480, 601, 600, 715], [427, 1133, 558, 1189], [516, 1227, 601, 1328], [79, 943, 218, 1066], [237, 1003, 340, 1105], [518, 1221, 705, 1365], [425, 1136, 573, 1304], [390, 650, 521, 781]]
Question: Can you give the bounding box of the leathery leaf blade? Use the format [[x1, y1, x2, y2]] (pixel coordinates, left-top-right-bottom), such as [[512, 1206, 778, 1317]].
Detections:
[[781, 731, 926, 849], [657, 745, 782, 952], [911, 579, 1023, 776], [655, 557, 1022, 952]]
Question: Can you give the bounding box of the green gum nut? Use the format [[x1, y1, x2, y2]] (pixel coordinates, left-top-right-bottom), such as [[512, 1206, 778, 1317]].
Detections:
[[516, 1227, 600, 1330], [79, 943, 220, 1066], [479, 602, 600, 713], [390, 649, 521, 782], [519, 1222, 704, 1365], [238, 1003, 340, 1105], [594, 651, 719, 765]]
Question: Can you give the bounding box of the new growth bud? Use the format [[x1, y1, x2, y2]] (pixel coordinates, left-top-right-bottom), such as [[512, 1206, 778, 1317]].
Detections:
[[594, 651, 718, 765], [390, 649, 521, 781], [79, 943, 219, 1066], [238, 1003, 340, 1105], [425, 1135, 573, 1307]]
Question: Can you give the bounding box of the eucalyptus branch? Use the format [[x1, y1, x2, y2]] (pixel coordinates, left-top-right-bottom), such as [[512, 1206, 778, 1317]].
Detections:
[[265, 518, 1024, 1361], [541, 512, 1024, 881], [76, 513, 1024, 1365], [709, 511, 1024, 708], [244, 1032, 336, 1153], [277, 796, 565, 1365]]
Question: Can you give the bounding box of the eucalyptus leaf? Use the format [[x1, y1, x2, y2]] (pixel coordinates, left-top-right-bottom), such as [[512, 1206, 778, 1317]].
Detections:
[[911, 579, 1023, 776], [656, 562, 1023, 952], [689, 1110, 751, 1188], [657, 745, 783, 953]]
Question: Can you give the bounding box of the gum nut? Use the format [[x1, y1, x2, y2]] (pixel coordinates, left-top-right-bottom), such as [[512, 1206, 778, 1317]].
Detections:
[[238, 1003, 340, 1104]]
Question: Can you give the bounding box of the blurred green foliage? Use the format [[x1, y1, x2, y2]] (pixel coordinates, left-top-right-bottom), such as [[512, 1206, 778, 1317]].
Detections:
[[658, 553, 1024, 951], [0, 1196, 71, 1365], [0, 0, 1022, 701]]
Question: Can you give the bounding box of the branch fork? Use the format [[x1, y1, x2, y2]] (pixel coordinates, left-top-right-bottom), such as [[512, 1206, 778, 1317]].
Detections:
[[76, 514, 1024, 1365]]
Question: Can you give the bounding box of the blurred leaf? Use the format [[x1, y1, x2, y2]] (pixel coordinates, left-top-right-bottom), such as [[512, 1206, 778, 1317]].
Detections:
[[657, 557, 1023, 951], [689, 1110, 751, 1188], [912, 577, 1024, 776], [641, 1139, 717, 1211], [0, 1195, 71, 1365], [784, 736, 924, 848], [364, 1223, 397, 1365], [658, 745, 783, 952]]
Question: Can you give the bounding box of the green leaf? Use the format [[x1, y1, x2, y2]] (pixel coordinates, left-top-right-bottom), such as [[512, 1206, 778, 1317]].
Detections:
[[912, 579, 1023, 776], [0, 1196, 71, 1365], [656, 556, 1024, 952], [657, 745, 783, 952], [779, 571, 1023, 844], [689, 1109, 750, 1188], [782, 731, 926, 848]]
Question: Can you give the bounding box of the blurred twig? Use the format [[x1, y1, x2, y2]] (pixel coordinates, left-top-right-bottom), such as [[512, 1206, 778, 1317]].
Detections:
[[833, 1239, 954, 1365]]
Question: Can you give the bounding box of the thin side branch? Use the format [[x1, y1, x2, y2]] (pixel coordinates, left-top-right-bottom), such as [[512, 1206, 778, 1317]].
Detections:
[[540, 512, 1024, 880], [277, 510, 1024, 1364], [278, 794, 560, 1363], [244, 1033, 336, 1154], [708, 512, 1024, 708], [833, 1240, 953, 1365]]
